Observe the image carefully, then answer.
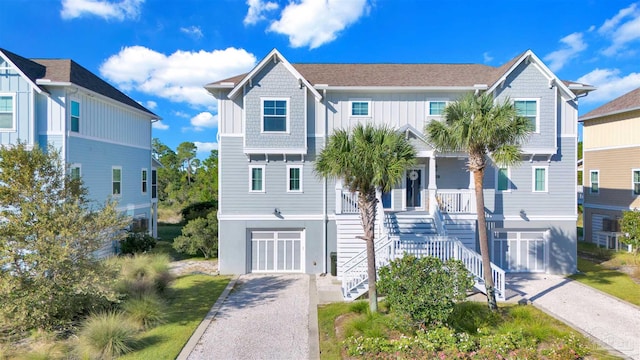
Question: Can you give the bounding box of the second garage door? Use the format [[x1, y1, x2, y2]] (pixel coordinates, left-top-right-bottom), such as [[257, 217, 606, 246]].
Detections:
[[251, 230, 304, 273]]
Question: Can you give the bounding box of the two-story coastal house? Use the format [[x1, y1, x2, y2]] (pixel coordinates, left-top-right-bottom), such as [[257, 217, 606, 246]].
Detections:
[[206, 49, 593, 300], [0, 48, 160, 254], [579, 87, 640, 250]]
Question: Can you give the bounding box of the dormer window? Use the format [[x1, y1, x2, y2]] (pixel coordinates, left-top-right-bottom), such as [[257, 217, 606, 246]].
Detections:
[[262, 98, 288, 132], [514, 99, 539, 132], [350, 100, 371, 117]]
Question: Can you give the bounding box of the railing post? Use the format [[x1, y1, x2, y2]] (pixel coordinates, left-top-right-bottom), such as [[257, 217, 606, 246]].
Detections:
[[335, 179, 343, 214]]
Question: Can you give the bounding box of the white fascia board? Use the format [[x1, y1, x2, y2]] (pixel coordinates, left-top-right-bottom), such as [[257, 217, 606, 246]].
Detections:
[[579, 107, 640, 122], [228, 48, 322, 101], [244, 147, 307, 155], [521, 147, 558, 154], [0, 51, 46, 94], [314, 85, 480, 92]]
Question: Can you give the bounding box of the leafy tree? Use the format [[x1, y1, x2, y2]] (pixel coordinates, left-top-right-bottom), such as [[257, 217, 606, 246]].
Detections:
[[173, 211, 218, 259], [0, 143, 129, 331], [153, 138, 181, 202], [177, 142, 197, 184], [426, 92, 530, 310], [188, 150, 218, 202], [315, 124, 415, 312], [620, 209, 640, 257], [378, 255, 474, 327]]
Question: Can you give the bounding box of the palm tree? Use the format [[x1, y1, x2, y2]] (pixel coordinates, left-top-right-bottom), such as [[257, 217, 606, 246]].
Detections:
[[315, 124, 416, 312], [426, 92, 530, 310]]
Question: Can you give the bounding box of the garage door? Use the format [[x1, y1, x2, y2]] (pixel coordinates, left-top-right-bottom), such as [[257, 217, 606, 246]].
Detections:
[[251, 230, 304, 273], [491, 231, 546, 272]]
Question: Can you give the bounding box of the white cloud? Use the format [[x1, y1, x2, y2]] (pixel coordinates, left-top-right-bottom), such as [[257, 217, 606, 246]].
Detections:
[[194, 141, 218, 153], [60, 0, 143, 20], [598, 3, 640, 56], [268, 0, 369, 49], [244, 0, 279, 25], [152, 121, 169, 130], [190, 112, 217, 131], [173, 110, 190, 118], [543, 32, 587, 72], [180, 26, 203, 39], [145, 100, 157, 109], [483, 52, 493, 63], [577, 68, 640, 103], [100, 46, 256, 108]]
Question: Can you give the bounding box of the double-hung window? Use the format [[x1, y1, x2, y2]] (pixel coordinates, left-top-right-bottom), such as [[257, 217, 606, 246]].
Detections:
[[287, 165, 302, 192], [262, 99, 288, 132], [141, 169, 148, 194], [532, 167, 547, 192], [112, 167, 122, 196], [249, 165, 265, 192], [497, 167, 510, 191], [633, 170, 640, 196], [0, 94, 15, 131], [590, 170, 599, 194], [515, 99, 538, 132], [429, 101, 446, 116], [71, 100, 80, 132], [70, 164, 81, 180], [350, 100, 370, 117]]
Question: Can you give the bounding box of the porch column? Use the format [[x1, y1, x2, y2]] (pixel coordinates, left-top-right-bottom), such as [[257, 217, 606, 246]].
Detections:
[[428, 156, 437, 214], [468, 170, 477, 213], [375, 188, 385, 238], [468, 170, 475, 189], [335, 178, 343, 214]]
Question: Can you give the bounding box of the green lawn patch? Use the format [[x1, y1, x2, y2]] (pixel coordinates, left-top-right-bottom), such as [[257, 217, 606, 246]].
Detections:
[[570, 258, 640, 306], [119, 274, 229, 359], [152, 223, 206, 261]]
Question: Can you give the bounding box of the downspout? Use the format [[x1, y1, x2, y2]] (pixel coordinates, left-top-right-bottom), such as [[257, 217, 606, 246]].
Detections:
[[322, 88, 328, 274]]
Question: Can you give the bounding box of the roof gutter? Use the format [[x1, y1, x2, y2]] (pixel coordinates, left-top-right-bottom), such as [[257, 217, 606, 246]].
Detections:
[[579, 106, 640, 122]]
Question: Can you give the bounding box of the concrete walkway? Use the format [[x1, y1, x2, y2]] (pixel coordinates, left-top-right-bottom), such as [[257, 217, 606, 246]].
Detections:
[[505, 273, 640, 359], [185, 274, 318, 360]]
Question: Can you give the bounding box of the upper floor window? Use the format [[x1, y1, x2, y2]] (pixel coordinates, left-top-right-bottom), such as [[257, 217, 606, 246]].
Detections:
[[429, 101, 446, 116], [350, 100, 370, 117], [141, 169, 148, 194], [0, 94, 16, 131], [496, 167, 510, 191], [287, 165, 302, 192], [71, 101, 80, 132], [262, 98, 288, 132], [514, 99, 538, 132], [151, 170, 157, 199], [633, 170, 640, 196], [249, 165, 265, 192], [70, 164, 81, 180], [590, 170, 599, 194], [532, 166, 547, 192], [112, 166, 122, 196]]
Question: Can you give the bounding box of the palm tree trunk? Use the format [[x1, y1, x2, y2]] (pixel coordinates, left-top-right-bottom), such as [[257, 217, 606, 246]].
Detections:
[[358, 188, 378, 313], [473, 169, 498, 310]]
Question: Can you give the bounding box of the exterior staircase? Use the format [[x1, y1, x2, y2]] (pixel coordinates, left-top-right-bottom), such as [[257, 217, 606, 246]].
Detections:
[[384, 212, 437, 237]]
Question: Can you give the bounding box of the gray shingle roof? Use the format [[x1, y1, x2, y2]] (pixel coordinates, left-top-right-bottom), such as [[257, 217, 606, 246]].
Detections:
[[580, 87, 640, 121]]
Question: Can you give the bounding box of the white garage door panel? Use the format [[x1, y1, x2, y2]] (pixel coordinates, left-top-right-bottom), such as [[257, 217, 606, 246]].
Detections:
[[492, 231, 546, 273], [251, 230, 304, 273]]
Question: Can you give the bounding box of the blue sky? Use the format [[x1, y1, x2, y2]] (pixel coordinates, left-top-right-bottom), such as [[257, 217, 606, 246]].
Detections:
[[1, 0, 639, 155]]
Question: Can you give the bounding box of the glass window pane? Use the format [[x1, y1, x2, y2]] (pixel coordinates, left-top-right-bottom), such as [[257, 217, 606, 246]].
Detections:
[[429, 101, 445, 115], [264, 117, 286, 131], [0, 114, 12, 128], [498, 168, 508, 190], [71, 101, 79, 117], [113, 169, 121, 181], [251, 168, 262, 191], [289, 167, 300, 191], [535, 168, 545, 191], [71, 117, 79, 132], [113, 182, 121, 195], [0, 96, 12, 112]]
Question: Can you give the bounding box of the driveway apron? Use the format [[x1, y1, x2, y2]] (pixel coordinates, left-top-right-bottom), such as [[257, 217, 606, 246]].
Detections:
[[187, 274, 311, 360], [507, 273, 640, 359]]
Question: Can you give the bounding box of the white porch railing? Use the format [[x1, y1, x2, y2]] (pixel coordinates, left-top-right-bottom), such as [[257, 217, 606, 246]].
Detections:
[[337, 190, 359, 214], [341, 234, 395, 300], [577, 185, 584, 205], [437, 189, 475, 214]]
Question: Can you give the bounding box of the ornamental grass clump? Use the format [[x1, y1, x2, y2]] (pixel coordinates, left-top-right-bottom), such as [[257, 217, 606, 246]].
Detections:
[[122, 294, 166, 330], [75, 312, 138, 360], [113, 254, 173, 298]]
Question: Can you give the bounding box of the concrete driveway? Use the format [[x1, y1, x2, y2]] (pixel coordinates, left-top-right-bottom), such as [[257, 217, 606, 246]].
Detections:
[[506, 273, 640, 359], [185, 274, 318, 360]]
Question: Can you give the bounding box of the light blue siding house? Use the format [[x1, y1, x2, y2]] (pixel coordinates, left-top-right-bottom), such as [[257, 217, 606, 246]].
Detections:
[[0, 48, 160, 255], [206, 49, 594, 300]]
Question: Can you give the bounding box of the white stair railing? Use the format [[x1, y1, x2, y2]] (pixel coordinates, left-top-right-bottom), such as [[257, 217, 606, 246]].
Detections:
[[341, 234, 395, 299], [341, 191, 359, 214]]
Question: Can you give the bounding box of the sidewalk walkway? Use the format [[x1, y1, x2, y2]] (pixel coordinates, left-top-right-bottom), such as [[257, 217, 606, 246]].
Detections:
[[506, 273, 640, 359]]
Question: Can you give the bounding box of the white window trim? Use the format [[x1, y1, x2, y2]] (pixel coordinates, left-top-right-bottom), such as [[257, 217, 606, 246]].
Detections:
[[514, 98, 540, 134], [286, 164, 303, 193], [590, 170, 599, 195], [632, 169, 640, 196], [249, 165, 266, 193], [495, 167, 511, 192], [141, 168, 148, 195], [70, 163, 82, 179], [112, 166, 122, 197], [261, 97, 290, 134], [532, 166, 548, 193], [0, 93, 17, 132], [70, 100, 80, 133], [428, 100, 448, 116], [349, 99, 372, 118]]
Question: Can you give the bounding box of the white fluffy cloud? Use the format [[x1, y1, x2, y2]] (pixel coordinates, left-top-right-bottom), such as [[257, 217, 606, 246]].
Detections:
[[152, 121, 169, 130], [145, 100, 157, 109], [60, 0, 143, 20], [268, 0, 369, 49], [483, 52, 493, 63], [577, 68, 640, 103], [190, 112, 217, 131], [180, 26, 203, 39], [598, 3, 640, 56], [244, 0, 279, 25], [544, 32, 587, 72], [100, 46, 256, 107], [194, 142, 218, 153]]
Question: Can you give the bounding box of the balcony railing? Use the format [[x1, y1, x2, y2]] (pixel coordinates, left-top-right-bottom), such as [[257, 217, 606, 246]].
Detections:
[[436, 189, 475, 214]]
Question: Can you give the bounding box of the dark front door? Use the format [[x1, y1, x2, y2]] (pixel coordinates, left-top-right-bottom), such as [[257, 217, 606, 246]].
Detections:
[[406, 169, 422, 209]]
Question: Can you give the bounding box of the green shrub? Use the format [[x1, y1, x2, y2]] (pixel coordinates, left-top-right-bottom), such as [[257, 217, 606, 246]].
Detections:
[[448, 301, 500, 334], [119, 232, 156, 255], [348, 301, 369, 314], [75, 312, 138, 359], [377, 255, 474, 327], [122, 294, 166, 330], [173, 211, 218, 259], [113, 254, 173, 298], [180, 201, 217, 222]]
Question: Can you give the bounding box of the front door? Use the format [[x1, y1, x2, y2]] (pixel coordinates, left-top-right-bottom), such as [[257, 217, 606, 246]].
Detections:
[[405, 169, 422, 210]]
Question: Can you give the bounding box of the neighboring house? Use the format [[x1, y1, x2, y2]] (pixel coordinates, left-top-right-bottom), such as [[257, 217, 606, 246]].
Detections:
[[579, 87, 640, 250], [0, 48, 160, 254], [206, 49, 593, 300]]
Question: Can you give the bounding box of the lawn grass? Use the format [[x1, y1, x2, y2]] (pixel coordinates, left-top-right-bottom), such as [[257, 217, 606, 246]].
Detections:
[[570, 258, 640, 307], [119, 274, 230, 359]]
